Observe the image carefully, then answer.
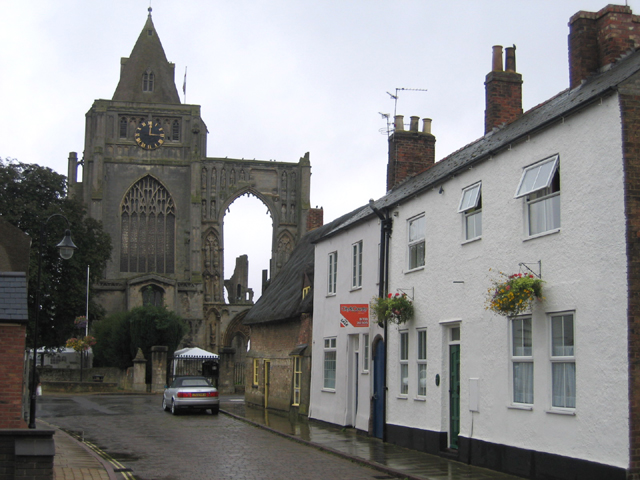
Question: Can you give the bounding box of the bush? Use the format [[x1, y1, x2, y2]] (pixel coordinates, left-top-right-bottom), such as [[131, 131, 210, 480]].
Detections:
[[92, 306, 187, 373]]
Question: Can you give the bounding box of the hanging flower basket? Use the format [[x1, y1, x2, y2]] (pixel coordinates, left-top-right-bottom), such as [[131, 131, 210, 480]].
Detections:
[[486, 272, 544, 317], [66, 335, 97, 353], [370, 293, 414, 325], [74, 316, 88, 330]]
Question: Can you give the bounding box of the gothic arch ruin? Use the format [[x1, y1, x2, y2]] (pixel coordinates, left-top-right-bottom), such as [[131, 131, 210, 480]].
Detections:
[[199, 155, 311, 305]]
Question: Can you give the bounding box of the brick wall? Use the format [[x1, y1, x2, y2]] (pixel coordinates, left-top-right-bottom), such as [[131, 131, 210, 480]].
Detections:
[[0, 430, 55, 480], [0, 324, 27, 429], [620, 86, 640, 479], [569, 5, 640, 89], [484, 71, 522, 134]]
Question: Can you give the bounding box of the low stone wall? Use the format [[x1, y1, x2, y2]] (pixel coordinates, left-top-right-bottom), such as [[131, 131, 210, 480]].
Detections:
[[42, 381, 121, 394], [39, 367, 132, 393]]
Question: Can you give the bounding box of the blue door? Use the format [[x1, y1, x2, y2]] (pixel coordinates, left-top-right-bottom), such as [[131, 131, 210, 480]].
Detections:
[[373, 339, 385, 439]]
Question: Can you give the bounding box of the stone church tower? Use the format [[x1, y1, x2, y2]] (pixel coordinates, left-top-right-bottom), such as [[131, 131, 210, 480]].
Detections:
[[68, 10, 313, 392]]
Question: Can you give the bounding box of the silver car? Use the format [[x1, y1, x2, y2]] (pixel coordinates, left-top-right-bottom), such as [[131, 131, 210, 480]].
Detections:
[[163, 376, 220, 415]]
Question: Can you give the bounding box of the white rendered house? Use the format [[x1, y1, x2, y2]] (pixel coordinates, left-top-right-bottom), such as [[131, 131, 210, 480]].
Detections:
[[309, 210, 384, 434], [309, 5, 640, 480]]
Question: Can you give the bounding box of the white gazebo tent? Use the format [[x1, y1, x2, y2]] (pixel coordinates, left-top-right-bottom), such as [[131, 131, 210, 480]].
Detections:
[[171, 347, 219, 384]]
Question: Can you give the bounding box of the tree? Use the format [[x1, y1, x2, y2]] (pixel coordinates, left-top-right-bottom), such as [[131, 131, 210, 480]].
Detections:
[[92, 306, 187, 381], [0, 158, 113, 348]]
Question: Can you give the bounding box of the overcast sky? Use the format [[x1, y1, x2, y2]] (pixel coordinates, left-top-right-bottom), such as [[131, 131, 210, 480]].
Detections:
[[1, 0, 633, 299]]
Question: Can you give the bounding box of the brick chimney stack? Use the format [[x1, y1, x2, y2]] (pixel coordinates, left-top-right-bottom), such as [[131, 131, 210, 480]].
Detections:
[[387, 116, 436, 191], [307, 207, 324, 231], [569, 5, 640, 90], [484, 45, 523, 134]]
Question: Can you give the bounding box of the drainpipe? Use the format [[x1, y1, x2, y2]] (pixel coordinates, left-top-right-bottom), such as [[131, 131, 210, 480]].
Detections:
[[369, 199, 392, 442]]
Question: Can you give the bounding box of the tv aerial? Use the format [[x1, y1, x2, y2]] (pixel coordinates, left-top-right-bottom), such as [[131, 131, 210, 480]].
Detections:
[[379, 87, 428, 136]]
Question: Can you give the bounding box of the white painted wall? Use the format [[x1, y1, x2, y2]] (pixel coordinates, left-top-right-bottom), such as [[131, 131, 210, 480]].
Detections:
[[385, 93, 629, 468], [309, 217, 383, 431]]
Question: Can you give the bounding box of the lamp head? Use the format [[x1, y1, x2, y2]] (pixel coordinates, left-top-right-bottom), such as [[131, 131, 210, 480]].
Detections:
[[56, 229, 77, 260]]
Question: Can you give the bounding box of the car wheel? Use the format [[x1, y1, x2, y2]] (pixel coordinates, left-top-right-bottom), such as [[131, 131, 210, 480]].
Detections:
[[171, 400, 179, 415], [162, 397, 169, 412], [211, 406, 219, 415]]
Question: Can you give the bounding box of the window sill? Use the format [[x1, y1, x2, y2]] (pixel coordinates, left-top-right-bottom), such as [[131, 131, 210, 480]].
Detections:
[[546, 408, 576, 416], [405, 266, 425, 274], [361, 371, 369, 375], [350, 286, 363, 292], [461, 236, 481, 245], [524, 228, 560, 242], [396, 395, 409, 400], [507, 404, 533, 411], [414, 397, 426, 402], [326, 293, 336, 298], [321, 388, 336, 394]]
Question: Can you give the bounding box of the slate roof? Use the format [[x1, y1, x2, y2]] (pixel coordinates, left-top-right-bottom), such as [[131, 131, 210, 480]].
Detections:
[[324, 48, 640, 237], [0, 272, 29, 324], [243, 206, 367, 325]]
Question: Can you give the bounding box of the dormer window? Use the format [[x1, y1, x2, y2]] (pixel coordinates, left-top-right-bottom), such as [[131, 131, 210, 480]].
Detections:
[[143, 71, 154, 92]]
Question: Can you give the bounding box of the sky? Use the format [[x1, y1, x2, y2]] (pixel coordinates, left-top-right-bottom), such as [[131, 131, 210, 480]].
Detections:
[[1, 0, 634, 299]]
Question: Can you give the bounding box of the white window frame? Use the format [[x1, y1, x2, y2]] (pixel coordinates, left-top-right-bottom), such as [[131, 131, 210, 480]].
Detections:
[[407, 214, 425, 271], [351, 241, 363, 289], [399, 331, 409, 395], [327, 251, 337, 295], [550, 313, 576, 409], [323, 337, 337, 390], [515, 155, 560, 237], [458, 182, 482, 241], [363, 333, 370, 373], [417, 329, 427, 397], [515, 155, 559, 198], [511, 317, 533, 405]]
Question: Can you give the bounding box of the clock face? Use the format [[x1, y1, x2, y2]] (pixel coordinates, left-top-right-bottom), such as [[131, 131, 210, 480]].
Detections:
[[134, 121, 165, 150]]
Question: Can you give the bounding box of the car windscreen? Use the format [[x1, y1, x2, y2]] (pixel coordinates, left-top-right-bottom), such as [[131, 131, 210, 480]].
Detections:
[[180, 379, 211, 387]]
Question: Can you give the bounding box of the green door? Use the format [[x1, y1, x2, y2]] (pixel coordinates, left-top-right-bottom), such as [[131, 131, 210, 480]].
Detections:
[[449, 344, 460, 449]]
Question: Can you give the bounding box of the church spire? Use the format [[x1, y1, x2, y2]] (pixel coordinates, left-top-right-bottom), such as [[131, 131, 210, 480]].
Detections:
[[112, 10, 181, 104]]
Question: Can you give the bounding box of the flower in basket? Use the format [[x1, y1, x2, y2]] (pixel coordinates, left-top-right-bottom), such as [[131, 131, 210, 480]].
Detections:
[[66, 335, 97, 353], [74, 316, 88, 329], [486, 272, 544, 317], [370, 293, 415, 325]]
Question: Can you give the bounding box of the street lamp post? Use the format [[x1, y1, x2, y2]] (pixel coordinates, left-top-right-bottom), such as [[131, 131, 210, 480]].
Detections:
[[28, 214, 77, 429]]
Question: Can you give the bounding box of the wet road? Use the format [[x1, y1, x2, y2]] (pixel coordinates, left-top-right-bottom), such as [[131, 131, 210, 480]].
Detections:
[[38, 394, 389, 480]]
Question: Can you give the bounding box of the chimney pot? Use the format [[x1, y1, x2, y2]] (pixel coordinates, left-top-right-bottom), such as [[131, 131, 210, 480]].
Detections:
[[410, 116, 420, 132], [422, 118, 432, 134], [505, 46, 516, 71], [492, 45, 504, 71], [394, 115, 404, 131]]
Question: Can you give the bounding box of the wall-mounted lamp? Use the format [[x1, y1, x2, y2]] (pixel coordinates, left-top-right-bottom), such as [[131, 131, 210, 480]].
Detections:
[[438, 186, 444, 194]]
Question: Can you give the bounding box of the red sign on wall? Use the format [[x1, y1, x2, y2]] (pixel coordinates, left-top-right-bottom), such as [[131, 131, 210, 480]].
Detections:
[[339, 304, 369, 328]]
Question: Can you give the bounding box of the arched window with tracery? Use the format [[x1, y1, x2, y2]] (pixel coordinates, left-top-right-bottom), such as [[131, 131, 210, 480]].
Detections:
[[121, 176, 175, 274]]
